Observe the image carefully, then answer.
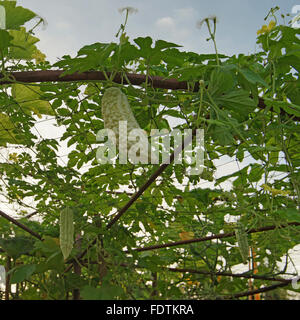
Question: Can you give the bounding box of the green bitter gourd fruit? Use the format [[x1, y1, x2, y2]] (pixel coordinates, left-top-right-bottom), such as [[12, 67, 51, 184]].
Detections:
[[59, 207, 74, 260], [101, 87, 152, 163], [235, 222, 249, 265]]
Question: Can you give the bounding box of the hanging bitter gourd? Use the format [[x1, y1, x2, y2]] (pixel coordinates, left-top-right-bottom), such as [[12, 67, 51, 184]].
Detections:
[[235, 222, 249, 264], [59, 207, 74, 260], [101, 87, 151, 163]]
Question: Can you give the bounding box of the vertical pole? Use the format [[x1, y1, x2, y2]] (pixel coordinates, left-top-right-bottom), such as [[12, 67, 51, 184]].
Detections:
[[72, 234, 82, 300], [5, 256, 11, 300]]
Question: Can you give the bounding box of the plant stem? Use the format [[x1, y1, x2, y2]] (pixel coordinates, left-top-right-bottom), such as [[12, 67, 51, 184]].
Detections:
[[5, 256, 11, 300], [206, 20, 220, 66]]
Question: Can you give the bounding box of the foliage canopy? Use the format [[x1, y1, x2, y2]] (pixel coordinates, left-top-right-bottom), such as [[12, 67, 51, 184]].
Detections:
[[0, 2, 299, 300]]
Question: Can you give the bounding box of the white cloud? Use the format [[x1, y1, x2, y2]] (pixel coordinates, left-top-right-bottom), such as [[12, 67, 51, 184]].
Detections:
[[174, 7, 196, 21], [155, 16, 176, 30], [37, 32, 78, 63], [55, 20, 71, 30]]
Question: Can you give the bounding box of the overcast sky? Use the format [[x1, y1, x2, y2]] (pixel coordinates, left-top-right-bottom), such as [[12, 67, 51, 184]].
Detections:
[[17, 0, 299, 63]]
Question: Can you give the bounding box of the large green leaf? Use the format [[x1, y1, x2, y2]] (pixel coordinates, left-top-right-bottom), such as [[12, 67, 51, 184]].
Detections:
[[215, 89, 256, 113], [210, 124, 235, 146], [10, 264, 36, 284], [0, 1, 37, 30], [0, 236, 35, 259], [0, 113, 26, 145], [208, 67, 235, 96], [134, 36, 153, 58], [11, 83, 54, 116], [154, 39, 182, 51], [0, 29, 13, 50], [238, 67, 268, 87], [8, 27, 44, 61]]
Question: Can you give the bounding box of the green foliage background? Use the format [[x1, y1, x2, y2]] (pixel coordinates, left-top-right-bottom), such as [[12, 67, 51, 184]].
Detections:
[[0, 2, 299, 300]]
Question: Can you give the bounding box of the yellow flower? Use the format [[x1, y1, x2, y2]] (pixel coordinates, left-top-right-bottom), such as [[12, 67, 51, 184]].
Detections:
[[257, 20, 276, 35], [31, 49, 46, 64], [9, 153, 19, 163], [257, 24, 267, 35], [185, 277, 200, 286], [261, 184, 290, 196], [268, 20, 276, 30]]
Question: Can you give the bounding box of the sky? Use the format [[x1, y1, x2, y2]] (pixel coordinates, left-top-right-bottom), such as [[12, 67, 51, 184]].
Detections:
[[17, 0, 300, 63]]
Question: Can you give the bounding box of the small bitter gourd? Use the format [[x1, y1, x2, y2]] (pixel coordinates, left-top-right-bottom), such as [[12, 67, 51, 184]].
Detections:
[[235, 222, 249, 264], [59, 207, 74, 260]]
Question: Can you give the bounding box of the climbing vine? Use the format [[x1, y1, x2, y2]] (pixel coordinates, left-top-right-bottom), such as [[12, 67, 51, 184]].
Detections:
[[0, 2, 299, 300]]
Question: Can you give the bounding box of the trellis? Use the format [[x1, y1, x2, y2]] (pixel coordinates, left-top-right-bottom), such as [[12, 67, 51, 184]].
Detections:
[[0, 69, 300, 300]]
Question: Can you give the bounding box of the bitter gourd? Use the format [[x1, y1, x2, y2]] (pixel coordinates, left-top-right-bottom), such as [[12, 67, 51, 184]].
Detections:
[[59, 207, 74, 260], [235, 222, 249, 265]]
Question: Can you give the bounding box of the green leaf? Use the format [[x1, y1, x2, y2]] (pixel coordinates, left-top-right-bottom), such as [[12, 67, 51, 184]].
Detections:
[[117, 42, 139, 64], [134, 36, 166, 65], [264, 98, 300, 117], [189, 188, 212, 205], [239, 68, 268, 87], [284, 81, 300, 105], [57, 108, 71, 117], [154, 39, 182, 51], [0, 236, 35, 259], [81, 284, 123, 300], [134, 36, 153, 56], [161, 109, 186, 119], [276, 55, 300, 73], [0, 113, 25, 146], [276, 208, 300, 223], [248, 164, 264, 182], [210, 124, 235, 146], [8, 27, 43, 60], [216, 166, 248, 185], [10, 264, 36, 284], [171, 65, 207, 81], [216, 90, 256, 113], [84, 83, 100, 96], [0, 29, 13, 50], [136, 202, 147, 215], [0, 1, 37, 30], [208, 67, 234, 96], [34, 236, 60, 255], [65, 273, 88, 291], [11, 83, 54, 116]]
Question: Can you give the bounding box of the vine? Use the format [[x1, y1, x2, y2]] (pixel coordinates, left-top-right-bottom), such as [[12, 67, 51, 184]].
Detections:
[[0, 2, 299, 300]]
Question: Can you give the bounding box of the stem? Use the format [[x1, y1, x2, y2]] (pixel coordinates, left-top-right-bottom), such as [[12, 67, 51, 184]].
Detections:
[[166, 267, 291, 283], [72, 233, 82, 300], [132, 222, 300, 253], [279, 117, 300, 207], [5, 256, 11, 300], [228, 281, 289, 299], [0, 209, 43, 240], [196, 82, 204, 128], [205, 20, 220, 66]]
